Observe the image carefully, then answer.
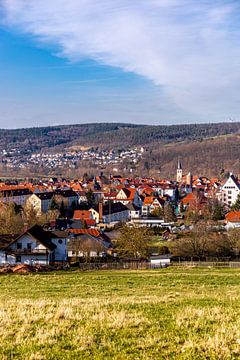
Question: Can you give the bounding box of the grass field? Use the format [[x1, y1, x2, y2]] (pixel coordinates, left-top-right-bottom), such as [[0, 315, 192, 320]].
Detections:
[[1, 268, 240, 359]]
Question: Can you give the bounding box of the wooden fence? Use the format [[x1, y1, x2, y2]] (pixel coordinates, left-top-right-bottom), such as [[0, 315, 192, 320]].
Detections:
[[78, 262, 151, 271], [172, 261, 240, 268], [78, 261, 240, 271]]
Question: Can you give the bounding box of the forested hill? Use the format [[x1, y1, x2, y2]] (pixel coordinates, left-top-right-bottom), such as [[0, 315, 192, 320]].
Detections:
[[1, 121, 240, 153]]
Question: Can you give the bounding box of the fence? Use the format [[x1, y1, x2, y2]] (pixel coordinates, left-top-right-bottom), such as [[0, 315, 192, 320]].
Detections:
[[78, 262, 151, 271], [172, 261, 240, 268], [78, 261, 240, 271]]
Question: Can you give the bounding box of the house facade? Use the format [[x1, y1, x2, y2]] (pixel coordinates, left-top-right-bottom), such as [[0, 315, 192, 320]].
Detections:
[[26, 192, 54, 215], [90, 202, 129, 224], [5, 225, 68, 265], [219, 174, 240, 207]]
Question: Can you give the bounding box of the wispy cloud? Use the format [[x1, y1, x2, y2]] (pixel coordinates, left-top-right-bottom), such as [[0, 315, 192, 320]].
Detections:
[[1, 0, 240, 120]]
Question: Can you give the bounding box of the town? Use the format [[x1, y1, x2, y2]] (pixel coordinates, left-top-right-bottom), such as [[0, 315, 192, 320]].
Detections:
[[1, 146, 144, 173], [0, 160, 239, 272]]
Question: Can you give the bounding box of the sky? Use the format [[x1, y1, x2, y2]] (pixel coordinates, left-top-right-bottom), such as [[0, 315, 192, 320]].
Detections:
[[0, 0, 240, 128]]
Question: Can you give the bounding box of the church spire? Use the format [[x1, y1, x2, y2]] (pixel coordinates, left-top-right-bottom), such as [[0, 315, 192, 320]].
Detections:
[[176, 159, 183, 182], [177, 159, 182, 170]]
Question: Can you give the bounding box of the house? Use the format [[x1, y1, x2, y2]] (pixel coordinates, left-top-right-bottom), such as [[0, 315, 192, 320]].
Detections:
[[54, 189, 79, 208], [4, 225, 68, 265], [0, 188, 32, 206], [67, 230, 113, 259], [115, 188, 142, 207], [141, 196, 164, 217], [78, 191, 88, 203], [181, 190, 207, 214], [26, 192, 54, 215], [72, 210, 96, 228], [90, 202, 130, 224], [126, 203, 141, 219], [219, 174, 240, 207], [225, 211, 240, 230]]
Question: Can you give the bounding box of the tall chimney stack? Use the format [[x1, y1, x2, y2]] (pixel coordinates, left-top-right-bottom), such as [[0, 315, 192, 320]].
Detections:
[[99, 200, 103, 224]]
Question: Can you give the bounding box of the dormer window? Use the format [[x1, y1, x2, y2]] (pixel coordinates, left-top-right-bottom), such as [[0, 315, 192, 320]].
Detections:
[[17, 243, 22, 249]]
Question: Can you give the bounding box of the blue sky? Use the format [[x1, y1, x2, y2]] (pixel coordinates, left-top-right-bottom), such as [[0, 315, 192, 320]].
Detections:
[[0, 1, 240, 128]]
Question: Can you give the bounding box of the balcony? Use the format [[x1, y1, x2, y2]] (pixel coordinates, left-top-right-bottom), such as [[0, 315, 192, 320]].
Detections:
[[7, 248, 49, 255]]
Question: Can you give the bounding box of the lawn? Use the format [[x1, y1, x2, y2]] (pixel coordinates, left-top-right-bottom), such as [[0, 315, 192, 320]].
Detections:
[[0, 268, 240, 359]]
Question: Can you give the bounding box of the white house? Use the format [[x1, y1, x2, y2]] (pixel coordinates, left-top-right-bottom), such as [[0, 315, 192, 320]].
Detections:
[[220, 174, 240, 207], [115, 188, 142, 207], [5, 225, 68, 265]]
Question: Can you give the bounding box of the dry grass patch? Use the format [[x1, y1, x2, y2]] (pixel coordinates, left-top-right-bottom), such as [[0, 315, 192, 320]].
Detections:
[[0, 268, 240, 359]]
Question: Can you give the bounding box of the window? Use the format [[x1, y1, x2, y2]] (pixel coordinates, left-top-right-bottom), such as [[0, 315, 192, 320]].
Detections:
[[27, 243, 32, 250], [16, 255, 21, 263], [17, 243, 22, 249]]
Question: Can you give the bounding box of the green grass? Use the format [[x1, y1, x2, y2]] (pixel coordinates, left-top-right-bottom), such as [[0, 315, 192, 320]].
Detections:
[[1, 268, 240, 359]]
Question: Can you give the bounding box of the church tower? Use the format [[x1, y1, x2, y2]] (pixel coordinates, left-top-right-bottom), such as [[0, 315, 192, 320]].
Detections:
[[176, 160, 183, 183]]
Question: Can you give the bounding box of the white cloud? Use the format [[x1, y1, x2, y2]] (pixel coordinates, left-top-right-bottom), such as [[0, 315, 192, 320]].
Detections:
[[1, 0, 240, 120]]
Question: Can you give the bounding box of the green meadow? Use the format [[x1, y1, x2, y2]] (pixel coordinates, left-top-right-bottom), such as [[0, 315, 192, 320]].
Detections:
[[0, 268, 240, 359]]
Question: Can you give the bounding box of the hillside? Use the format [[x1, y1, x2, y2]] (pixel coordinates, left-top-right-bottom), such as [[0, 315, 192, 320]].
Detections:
[[1, 122, 240, 177], [142, 134, 240, 178], [1, 122, 240, 153]]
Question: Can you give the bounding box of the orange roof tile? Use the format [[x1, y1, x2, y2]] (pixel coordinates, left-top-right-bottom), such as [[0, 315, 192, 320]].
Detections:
[[226, 211, 240, 223]]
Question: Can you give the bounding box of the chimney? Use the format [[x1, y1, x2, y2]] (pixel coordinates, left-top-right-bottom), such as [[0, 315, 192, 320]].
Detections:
[[99, 200, 103, 223]]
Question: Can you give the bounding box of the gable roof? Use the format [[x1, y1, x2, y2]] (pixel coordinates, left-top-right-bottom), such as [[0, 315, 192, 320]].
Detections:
[[73, 210, 92, 220], [5, 225, 56, 251], [92, 202, 129, 216]]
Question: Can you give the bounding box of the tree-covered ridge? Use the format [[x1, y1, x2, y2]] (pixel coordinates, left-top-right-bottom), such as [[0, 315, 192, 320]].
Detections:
[[0, 123, 141, 153], [1, 121, 240, 153]]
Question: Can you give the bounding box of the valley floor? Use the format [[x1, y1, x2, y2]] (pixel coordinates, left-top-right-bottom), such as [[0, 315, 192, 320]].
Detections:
[[0, 268, 240, 359]]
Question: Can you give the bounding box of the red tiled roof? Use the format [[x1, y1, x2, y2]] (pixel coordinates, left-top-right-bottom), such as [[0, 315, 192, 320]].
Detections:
[[73, 210, 91, 220], [69, 229, 100, 237], [226, 211, 240, 223]]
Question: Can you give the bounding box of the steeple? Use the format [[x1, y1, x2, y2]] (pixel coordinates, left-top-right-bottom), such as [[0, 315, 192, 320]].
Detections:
[[177, 159, 182, 170], [176, 159, 183, 183]]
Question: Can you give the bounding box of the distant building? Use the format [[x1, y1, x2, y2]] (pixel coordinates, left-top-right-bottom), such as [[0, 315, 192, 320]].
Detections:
[[26, 192, 54, 215], [176, 160, 183, 183], [89, 202, 129, 224], [220, 174, 240, 207]]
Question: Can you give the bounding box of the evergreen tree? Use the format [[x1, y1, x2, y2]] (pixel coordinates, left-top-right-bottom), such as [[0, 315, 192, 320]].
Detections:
[[86, 189, 95, 207], [48, 197, 59, 211]]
